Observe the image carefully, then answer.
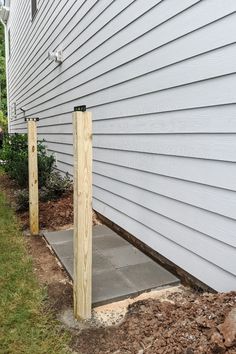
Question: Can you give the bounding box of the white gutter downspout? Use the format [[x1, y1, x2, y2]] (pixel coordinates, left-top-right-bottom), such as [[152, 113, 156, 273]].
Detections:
[[0, 0, 10, 133], [1, 19, 10, 133]]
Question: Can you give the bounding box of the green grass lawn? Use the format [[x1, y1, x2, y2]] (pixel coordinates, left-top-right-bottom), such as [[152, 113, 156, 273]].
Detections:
[[0, 191, 71, 354]]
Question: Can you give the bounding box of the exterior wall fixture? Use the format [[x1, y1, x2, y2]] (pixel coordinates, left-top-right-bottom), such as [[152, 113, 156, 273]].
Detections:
[[48, 49, 63, 64]]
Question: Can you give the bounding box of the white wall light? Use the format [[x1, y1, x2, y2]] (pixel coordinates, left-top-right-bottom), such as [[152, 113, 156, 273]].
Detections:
[[48, 49, 63, 64]]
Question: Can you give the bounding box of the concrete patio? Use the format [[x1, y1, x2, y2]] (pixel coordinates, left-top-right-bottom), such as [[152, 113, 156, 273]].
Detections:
[[44, 225, 179, 306]]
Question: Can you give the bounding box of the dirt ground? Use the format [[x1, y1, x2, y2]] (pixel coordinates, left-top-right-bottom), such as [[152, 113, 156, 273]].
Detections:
[[1, 173, 236, 354]]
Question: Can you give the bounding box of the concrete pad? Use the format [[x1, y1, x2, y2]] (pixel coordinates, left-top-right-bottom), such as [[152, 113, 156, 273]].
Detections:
[[44, 225, 180, 306], [53, 241, 73, 259], [99, 245, 150, 268], [44, 229, 73, 244], [92, 269, 137, 306], [93, 233, 129, 251], [61, 257, 74, 277], [92, 251, 114, 274], [93, 225, 117, 237], [119, 262, 179, 292]]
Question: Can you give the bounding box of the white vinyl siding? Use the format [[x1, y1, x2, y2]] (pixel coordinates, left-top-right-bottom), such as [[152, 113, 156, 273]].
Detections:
[[8, 0, 236, 291]]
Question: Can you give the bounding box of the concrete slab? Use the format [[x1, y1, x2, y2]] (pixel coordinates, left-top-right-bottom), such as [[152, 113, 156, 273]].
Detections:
[[119, 262, 179, 292], [44, 225, 180, 306], [93, 233, 129, 251], [92, 269, 137, 305], [100, 245, 150, 268], [92, 251, 114, 274], [93, 225, 117, 237], [45, 229, 73, 244], [53, 241, 73, 259], [60, 257, 74, 277]]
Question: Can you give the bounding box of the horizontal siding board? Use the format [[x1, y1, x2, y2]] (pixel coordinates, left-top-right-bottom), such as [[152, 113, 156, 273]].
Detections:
[[32, 104, 236, 135], [9, 0, 66, 85], [93, 133, 236, 162], [93, 161, 236, 226], [93, 185, 236, 276], [12, 74, 236, 124], [93, 172, 236, 249], [9, 0, 90, 91], [93, 188, 236, 280], [8, 0, 30, 58], [13, 2, 235, 112], [93, 105, 236, 134], [46, 149, 236, 236], [9, 0, 106, 102], [39, 132, 236, 162], [13, 0, 235, 107], [10, 0, 136, 102], [15, 0, 195, 107], [93, 149, 236, 192], [9, 0, 54, 73], [37, 144, 236, 192], [93, 197, 236, 292], [18, 43, 236, 114]]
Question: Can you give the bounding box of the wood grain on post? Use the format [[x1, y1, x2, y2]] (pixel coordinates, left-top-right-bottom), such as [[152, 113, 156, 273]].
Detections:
[[73, 110, 92, 320], [27, 119, 39, 236]]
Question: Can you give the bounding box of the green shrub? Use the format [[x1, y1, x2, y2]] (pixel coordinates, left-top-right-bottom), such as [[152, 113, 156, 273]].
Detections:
[[15, 172, 72, 211], [0, 133, 55, 188], [40, 171, 71, 202]]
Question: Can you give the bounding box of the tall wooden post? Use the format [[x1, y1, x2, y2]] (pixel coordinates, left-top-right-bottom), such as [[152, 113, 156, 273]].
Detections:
[[73, 106, 92, 320], [26, 117, 39, 236]]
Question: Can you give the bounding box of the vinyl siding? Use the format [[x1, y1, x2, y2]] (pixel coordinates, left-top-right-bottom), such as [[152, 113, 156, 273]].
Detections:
[[8, 0, 236, 291]]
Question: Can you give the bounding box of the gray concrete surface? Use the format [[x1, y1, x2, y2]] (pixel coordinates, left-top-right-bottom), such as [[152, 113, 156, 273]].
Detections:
[[44, 225, 179, 306]]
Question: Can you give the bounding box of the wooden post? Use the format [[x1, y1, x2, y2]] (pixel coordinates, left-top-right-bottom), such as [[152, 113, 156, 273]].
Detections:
[[26, 118, 39, 236], [73, 106, 92, 320]]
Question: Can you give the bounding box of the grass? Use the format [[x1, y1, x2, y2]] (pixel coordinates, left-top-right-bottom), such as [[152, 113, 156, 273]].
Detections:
[[0, 191, 71, 354]]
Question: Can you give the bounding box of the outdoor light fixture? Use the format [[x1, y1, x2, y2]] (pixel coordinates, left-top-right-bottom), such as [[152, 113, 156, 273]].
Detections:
[[48, 49, 63, 64]]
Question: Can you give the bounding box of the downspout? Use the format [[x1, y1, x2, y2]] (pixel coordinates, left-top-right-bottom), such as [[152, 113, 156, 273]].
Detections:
[[1, 19, 10, 133], [0, 0, 10, 132]]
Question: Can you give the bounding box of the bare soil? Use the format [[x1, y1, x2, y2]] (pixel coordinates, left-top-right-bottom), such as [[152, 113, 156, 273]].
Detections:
[[1, 173, 235, 354], [26, 234, 73, 311]]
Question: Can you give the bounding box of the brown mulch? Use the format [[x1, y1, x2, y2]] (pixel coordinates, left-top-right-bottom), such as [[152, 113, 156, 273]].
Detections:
[[73, 292, 236, 354], [22, 193, 74, 230]]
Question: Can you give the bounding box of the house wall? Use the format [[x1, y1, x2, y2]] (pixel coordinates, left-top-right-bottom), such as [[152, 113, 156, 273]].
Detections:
[[8, 0, 236, 291]]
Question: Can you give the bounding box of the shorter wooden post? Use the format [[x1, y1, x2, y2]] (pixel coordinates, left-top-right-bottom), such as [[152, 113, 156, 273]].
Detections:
[[26, 118, 39, 236], [73, 106, 92, 320]]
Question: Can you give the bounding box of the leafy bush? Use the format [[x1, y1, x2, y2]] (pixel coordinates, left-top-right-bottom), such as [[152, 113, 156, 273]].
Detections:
[[40, 171, 72, 202], [15, 172, 71, 211], [14, 172, 72, 211], [0, 133, 55, 188], [1, 133, 72, 211]]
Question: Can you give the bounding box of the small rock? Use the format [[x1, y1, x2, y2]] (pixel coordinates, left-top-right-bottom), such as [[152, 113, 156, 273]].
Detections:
[[217, 307, 236, 347]]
